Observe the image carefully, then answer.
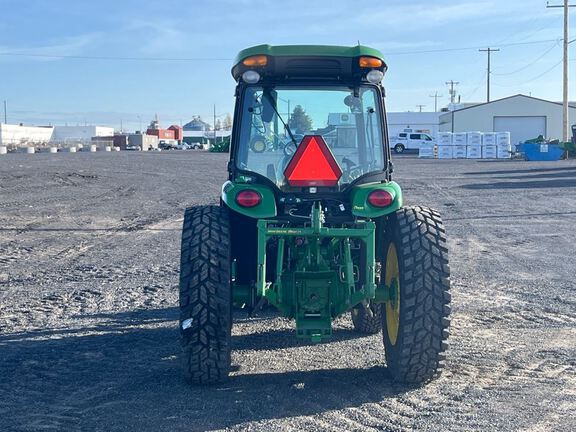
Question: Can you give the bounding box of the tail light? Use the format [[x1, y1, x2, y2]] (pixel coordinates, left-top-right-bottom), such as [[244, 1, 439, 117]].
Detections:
[[367, 190, 393, 207], [359, 56, 383, 68], [236, 190, 261, 207]]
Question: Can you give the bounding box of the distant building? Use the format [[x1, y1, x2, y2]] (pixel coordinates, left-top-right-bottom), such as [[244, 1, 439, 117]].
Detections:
[[145, 118, 182, 143], [168, 125, 183, 141], [51, 126, 114, 144], [183, 117, 211, 131], [387, 112, 443, 138], [0, 124, 54, 147], [439, 94, 576, 144]]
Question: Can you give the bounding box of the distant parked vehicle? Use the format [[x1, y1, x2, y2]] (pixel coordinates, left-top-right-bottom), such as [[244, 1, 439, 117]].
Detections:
[[125, 144, 141, 151], [159, 141, 178, 150], [391, 131, 434, 154]]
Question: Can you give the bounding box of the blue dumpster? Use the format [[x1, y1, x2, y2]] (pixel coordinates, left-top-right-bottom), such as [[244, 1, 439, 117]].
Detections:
[[517, 142, 565, 161]]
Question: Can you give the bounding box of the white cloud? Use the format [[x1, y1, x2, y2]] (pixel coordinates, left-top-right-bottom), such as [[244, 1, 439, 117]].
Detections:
[[124, 19, 188, 54], [354, 1, 499, 28], [0, 33, 100, 60]]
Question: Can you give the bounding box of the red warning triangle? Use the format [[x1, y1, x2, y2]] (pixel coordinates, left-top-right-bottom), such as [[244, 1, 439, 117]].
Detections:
[[284, 135, 342, 187]]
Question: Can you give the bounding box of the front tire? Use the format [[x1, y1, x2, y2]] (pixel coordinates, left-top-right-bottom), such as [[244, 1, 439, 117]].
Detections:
[[351, 302, 383, 334], [393, 144, 405, 154], [179, 205, 232, 384], [381, 206, 451, 384]]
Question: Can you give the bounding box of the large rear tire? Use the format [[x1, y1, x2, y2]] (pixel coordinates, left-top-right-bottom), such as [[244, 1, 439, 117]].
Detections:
[[179, 205, 232, 384], [381, 206, 451, 384]]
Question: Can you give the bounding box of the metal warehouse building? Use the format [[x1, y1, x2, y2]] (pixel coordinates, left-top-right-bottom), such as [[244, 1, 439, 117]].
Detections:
[[439, 94, 576, 145], [387, 112, 443, 138]]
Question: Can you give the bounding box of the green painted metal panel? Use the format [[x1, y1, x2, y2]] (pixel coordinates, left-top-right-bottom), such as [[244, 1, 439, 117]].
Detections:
[[350, 181, 403, 218], [221, 180, 277, 218], [256, 204, 377, 341], [233, 44, 386, 67]]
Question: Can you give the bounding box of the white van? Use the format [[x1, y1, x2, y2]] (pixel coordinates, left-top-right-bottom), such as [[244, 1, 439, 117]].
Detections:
[[391, 131, 434, 153]]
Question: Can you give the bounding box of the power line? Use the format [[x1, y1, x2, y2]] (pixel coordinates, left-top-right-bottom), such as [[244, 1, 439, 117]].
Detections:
[[493, 58, 564, 87], [523, 58, 565, 82], [0, 52, 232, 61], [495, 15, 564, 46], [385, 38, 560, 56], [462, 71, 488, 100], [493, 40, 560, 76], [0, 38, 563, 62]]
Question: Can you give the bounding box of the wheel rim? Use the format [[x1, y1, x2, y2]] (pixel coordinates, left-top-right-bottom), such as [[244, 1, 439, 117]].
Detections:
[[385, 242, 400, 345]]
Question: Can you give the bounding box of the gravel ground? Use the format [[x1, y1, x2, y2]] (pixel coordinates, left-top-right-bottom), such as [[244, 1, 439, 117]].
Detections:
[[0, 151, 575, 432]]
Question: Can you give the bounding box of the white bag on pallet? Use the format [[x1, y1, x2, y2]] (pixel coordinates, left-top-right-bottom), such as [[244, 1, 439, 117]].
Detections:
[[418, 144, 435, 158], [438, 145, 453, 159], [453, 145, 467, 158], [453, 133, 467, 145], [497, 144, 512, 158], [467, 132, 483, 146], [482, 144, 497, 159], [438, 132, 453, 146], [467, 145, 482, 159], [482, 133, 496, 145]]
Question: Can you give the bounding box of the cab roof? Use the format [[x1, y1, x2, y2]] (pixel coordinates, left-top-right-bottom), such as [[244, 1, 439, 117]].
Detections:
[[233, 44, 386, 67], [232, 44, 387, 82]]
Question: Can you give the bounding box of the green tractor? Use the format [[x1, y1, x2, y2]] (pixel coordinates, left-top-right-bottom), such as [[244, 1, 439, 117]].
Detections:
[[179, 45, 451, 385]]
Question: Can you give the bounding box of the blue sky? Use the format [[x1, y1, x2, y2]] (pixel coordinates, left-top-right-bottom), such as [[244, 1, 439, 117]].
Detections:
[[0, 0, 571, 130]]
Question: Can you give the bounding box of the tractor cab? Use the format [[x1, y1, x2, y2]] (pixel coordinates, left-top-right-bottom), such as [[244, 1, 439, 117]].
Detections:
[[225, 45, 393, 221]]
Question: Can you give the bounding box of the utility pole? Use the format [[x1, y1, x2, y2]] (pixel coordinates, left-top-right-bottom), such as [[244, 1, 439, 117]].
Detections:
[[3, 100, 7, 124], [429, 92, 442, 112], [479, 47, 500, 103], [445, 80, 460, 104], [416, 105, 426, 112], [213, 104, 217, 146], [547, 1, 575, 141]]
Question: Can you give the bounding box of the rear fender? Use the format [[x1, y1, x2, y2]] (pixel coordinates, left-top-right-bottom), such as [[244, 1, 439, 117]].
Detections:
[[221, 180, 277, 218], [350, 181, 402, 218]]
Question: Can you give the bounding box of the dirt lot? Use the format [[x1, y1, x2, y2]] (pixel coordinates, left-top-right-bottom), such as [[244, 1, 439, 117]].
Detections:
[[0, 151, 575, 432]]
